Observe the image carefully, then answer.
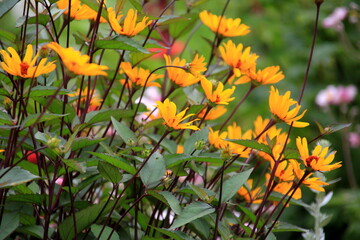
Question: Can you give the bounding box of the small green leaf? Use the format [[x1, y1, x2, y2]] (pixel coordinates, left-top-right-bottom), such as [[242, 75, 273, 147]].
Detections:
[[16, 225, 44, 239], [140, 151, 166, 187], [325, 123, 352, 134], [148, 190, 182, 215], [229, 139, 272, 155], [85, 109, 135, 125], [147, 134, 177, 153], [88, 152, 136, 175], [62, 159, 86, 173], [97, 161, 122, 183], [22, 113, 68, 128], [0, 212, 19, 240], [189, 184, 216, 203], [95, 36, 149, 53], [128, 0, 143, 12], [272, 222, 308, 233], [219, 168, 253, 202], [29, 86, 70, 97], [0, 111, 14, 125], [0, 29, 16, 43], [111, 117, 136, 146], [0, 167, 40, 189], [170, 202, 215, 229], [169, 13, 198, 39], [152, 228, 196, 240], [71, 137, 106, 151], [6, 194, 45, 205], [184, 127, 209, 155], [90, 224, 120, 240], [164, 154, 225, 168], [0, 0, 20, 18], [34, 97, 76, 123]]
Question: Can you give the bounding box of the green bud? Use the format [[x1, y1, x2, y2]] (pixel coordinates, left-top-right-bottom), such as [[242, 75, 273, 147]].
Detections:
[[47, 137, 61, 149], [195, 140, 206, 150]]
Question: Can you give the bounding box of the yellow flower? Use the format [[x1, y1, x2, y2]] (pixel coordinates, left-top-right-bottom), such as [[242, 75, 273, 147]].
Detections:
[[164, 55, 200, 87], [56, 0, 107, 22], [156, 99, 199, 130], [233, 66, 284, 86], [47, 42, 108, 76], [208, 128, 229, 149], [186, 54, 207, 76], [69, 87, 102, 111], [0, 44, 56, 78], [296, 137, 341, 172], [198, 105, 227, 120], [269, 86, 309, 128], [237, 179, 263, 204], [219, 40, 258, 78], [108, 8, 152, 37], [291, 160, 329, 192], [199, 10, 250, 37], [201, 77, 235, 105], [119, 62, 162, 88]]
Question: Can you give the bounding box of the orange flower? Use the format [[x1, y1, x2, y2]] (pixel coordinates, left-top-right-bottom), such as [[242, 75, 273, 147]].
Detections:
[[186, 54, 207, 76], [47, 42, 108, 76], [56, 0, 107, 22], [269, 86, 309, 128], [0, 44, 56, 78], [234, 66, 284, 86], [199, 10, 250, 37], [208, 128, 229, 149], [69, 87, 102, 112], [108, 8, 152, 37], [219, 40, 258, 78], [296, 137, 341, 172], [119, 62, 162, 88], [198, 105, 227, 120], [156, 99, 199, 130], [237, 179, 263, 204], [201, 78, 235, 105], [164, 55, 200, 87]]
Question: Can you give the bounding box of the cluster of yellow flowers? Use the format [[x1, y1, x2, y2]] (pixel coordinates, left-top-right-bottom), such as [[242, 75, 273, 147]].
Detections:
[[0, 2, 341, 206]]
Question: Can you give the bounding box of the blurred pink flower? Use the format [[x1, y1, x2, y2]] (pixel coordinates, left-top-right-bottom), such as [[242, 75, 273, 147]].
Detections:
[[316, 85, 357, 107], [348, 132, 360, 148], [322, 7, 348, 30], [136, 86, 161, 122]]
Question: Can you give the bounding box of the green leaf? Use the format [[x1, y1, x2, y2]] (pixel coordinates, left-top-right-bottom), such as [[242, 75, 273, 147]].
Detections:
[[0, 29, 16, 43], [153, 227, 196, 240], [97, 161, 122, 183], [95, 36, 149, 53], [169, 13, 198, 39], [189, 184, 216, 203], [229, 139, 272, 155], [62, 159, 86, 173], [0, 212, 19, 240], [219, 168, 253, 202], [59, 200, 122, 240], [147, 190, 182, 215], [16, 225, 45, 239], [147, 134, 177, 154], [90, 224, 120, 240], [170, 202, 215, 229], [140, 151, 166, 187], [164, 154, 226, 168], [6, 194, 45, 205], [88, 152, 136, 175], [29, 86, 70, 97], [33, 97, 76, 123], [325, 123, 352, 134], [0, 0, 20, 18], [22, 113, 68, 128], [71, 137, 106, 151], [0, 167, 40, 189], [111, 117, 136, 146], [272, 222, 308, 233], [85, 109, 134, 125], [0, 111, 14, 125], [183, 127, 209, 155], [128, 0, 143, 12]]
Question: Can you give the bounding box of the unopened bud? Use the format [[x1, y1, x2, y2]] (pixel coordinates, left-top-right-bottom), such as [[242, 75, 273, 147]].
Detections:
[[195, 140, 206, 150], [47, 137, 61, 149], [39, 45, 50, 58]]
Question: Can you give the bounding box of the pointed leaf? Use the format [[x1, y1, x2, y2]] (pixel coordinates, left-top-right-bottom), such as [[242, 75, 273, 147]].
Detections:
[[184, 127, 209, 155], [97, 161, 122, 183], [148, 190, 182, 215], [0, 212, 19, 240], [95, 36, 149, 53], [219, 168, 253, 202], [0, 0, 20, 18], [140, 151, 166, 187], [22, 113, 68, 128], [0, 167, 40, 188], [85, 109, 135, 125], [229, 139, 272, 155], [29, 86, 70, 97], [90, 224, 119, 240], [111, 117, 136, 146], [89, 152, 136, 175]]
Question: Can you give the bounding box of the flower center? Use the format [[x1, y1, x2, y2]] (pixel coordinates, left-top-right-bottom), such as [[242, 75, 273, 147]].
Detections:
[[306, 156, 319, 167], [20, 62, 30, 76]]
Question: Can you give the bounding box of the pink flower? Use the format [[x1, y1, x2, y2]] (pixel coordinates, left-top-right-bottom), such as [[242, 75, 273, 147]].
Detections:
[[349, 132, 360, 148], [316, 85, 357, 107], [323, 7, 348, 31]]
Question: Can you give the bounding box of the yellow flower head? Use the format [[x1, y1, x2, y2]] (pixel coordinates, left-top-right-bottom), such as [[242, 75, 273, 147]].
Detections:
[[234, 66, 284, 86], [0, 44, 56, 78], [269, 86, 309, 128], [290, 160, 329, 192], [186, 54, 207, 76], [199, 10, 250, 37], [119, 62, 162, 88], [237, 179, 263, 204], [156, 99, 199, 130], [296, 137, 341, 172], [164, 54, 201, 87], [198, 105, 227, 120], [47, 42, 108, 76], [201, 77, 235, 105], [108, 8, 152, 37], [69, 87, 102, 112], [208, 128, 229, 149], [56, 0, 107, 23], [219, 40, 258, 78]]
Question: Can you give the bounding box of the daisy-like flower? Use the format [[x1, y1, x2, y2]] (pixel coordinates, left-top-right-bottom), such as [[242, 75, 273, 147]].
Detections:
[[237, 179, 263, 204], [219, 40, 258, 79], [156, 99, 199, 130], [291, 160, 329, 192], [201, 77, 235, 105], [0, 44, 56, 78], [198, 105, 227, 120], [47, 42, 108, 76], [234, 66, 284, 86], [69, 87, 102, 112], [208, 128, 229, 149], [108, 8, 152, 37], [119, 62, 162, 88], [269, 86, 309, 128], [296, 137, 341, 172], [56, 0, 107, 23], [199, 10, 250, 37], [186, 54, 207, 76], [164, 55, 201, 87]]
